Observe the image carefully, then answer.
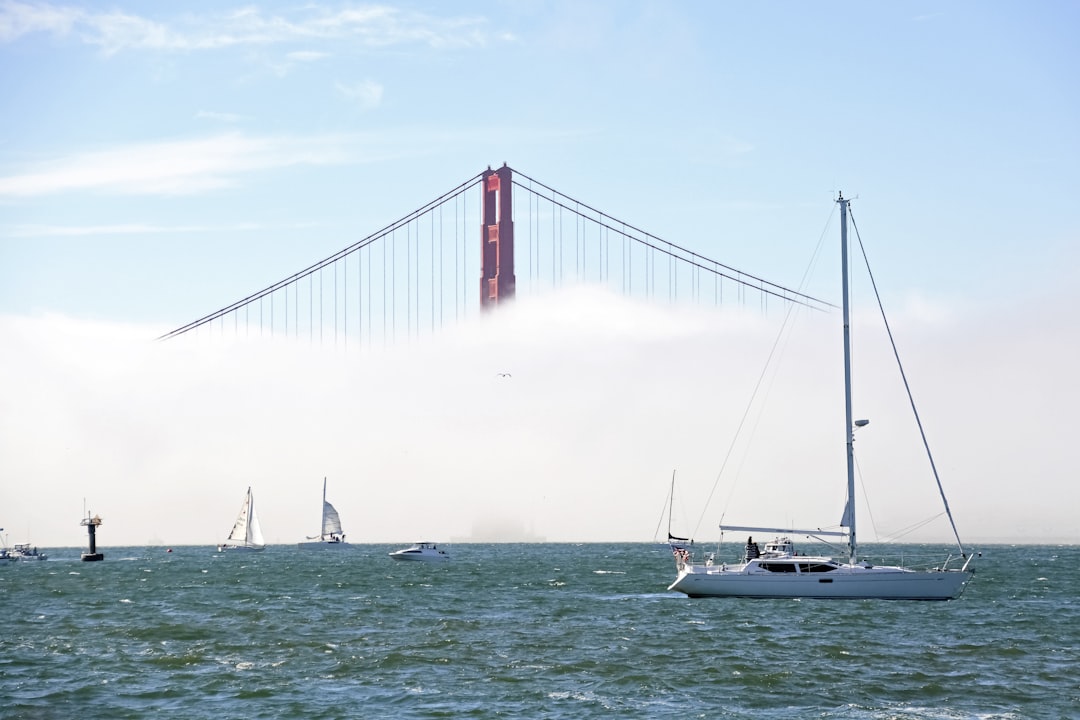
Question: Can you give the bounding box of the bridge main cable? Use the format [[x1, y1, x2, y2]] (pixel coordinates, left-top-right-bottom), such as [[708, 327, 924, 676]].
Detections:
[[510, 167, 834, 312], [156, 171, 487, 341]]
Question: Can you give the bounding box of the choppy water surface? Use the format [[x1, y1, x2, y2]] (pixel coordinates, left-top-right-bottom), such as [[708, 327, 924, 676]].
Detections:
[[2, 544, 1076, 719]]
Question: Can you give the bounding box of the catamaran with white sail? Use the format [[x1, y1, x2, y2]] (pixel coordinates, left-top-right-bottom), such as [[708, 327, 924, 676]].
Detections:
[[298, 477, 351, 549], [668, 194, 975, 600], [218, 487, 266, 552]]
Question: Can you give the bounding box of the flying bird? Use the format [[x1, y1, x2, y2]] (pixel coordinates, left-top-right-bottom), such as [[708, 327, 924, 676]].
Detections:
[[497, 372, 512, 378]]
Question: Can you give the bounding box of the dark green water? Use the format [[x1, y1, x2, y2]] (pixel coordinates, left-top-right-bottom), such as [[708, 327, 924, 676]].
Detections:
[[1, 544, 1076, 719]]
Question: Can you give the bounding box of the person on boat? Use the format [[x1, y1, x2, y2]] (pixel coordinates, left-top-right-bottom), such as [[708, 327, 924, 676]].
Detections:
[[745, 537, 760, 561]]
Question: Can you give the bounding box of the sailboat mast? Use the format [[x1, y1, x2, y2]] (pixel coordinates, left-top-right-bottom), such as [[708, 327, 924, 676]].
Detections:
[[246, 487, 255, 545], [839, 193, 858, 565], [667, 470, 675, 538]]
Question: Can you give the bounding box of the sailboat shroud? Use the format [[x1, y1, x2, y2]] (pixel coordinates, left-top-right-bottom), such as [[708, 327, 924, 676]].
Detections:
[[298, 478, 351, 549], [668, 195, 974, 601], [218, 487, 265, 552]]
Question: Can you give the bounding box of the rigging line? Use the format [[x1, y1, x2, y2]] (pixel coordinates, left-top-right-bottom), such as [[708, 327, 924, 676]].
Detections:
[[848, 209, 966, 557], [343, 256, 347, 350], [852, 451, 879, 541], [382, 231, 387, 345], [693, 295, 802, 539], [509, 172, 829, 307], [427, 211, 432, 332], [652, 479, 672, 543], [878, 512, 948, 543], [439, 206, 443, 327], [407, 222, 411, 339], [359, 243, 365, 345], [366, 243, 371, 346], [395, 227, 399, 345], [696, 202, 840, 539], [335, 259, 339, 348], [455, 193, 459, 321]]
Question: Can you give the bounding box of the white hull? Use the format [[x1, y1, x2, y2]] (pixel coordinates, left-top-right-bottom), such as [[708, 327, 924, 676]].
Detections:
[[217, 544, 264, 553], [5, 544, 47, 561], [669, 562, 972, 600], [298, 540, 351, 549], [389, 543, 450, 561]]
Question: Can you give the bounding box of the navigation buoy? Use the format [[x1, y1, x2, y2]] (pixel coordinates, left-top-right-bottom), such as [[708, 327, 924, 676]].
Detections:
[[80, 512, 104, 562]]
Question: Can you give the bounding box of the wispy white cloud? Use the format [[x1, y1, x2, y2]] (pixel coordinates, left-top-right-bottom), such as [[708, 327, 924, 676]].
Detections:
[[335, 79, 384, 109], [0, 126, 588, 198], [195, 110, 246, 124], [0, 1, 493, 54], [0, 132, 356, 197], [0, 0, 79, 41]]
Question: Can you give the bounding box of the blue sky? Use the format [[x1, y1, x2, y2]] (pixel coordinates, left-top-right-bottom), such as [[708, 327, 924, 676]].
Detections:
[[1, 1, 1077, 548]]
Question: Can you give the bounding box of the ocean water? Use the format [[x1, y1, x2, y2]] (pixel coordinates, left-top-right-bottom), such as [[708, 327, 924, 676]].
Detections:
[[1, 543, 1076, 719]]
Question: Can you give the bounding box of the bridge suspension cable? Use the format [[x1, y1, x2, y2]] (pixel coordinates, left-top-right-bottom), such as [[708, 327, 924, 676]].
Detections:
[[509, 168, 833, 313], [157, 165, 832, 344], [156, 171, 485, 342]]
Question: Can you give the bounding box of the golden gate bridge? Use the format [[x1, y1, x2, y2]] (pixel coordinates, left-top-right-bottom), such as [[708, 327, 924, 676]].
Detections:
[[157, 164, 831, 345]]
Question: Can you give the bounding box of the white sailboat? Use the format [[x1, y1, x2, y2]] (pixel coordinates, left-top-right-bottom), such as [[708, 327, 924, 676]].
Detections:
[[668, 194, 975, 600], [298, 477, 350, 549], [218, 487, 266, 552]]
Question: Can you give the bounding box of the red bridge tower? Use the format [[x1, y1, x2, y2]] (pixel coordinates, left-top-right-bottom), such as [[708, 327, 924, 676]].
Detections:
[[480, 164, 515, 307]]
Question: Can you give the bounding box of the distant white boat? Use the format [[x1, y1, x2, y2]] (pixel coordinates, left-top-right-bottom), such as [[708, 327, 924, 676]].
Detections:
[[389, 542, 450, 561], [298, 477, 350, 549], [0, 532, 48, 562], [218, 487, 266, 552], [8, 542, 48, 561]]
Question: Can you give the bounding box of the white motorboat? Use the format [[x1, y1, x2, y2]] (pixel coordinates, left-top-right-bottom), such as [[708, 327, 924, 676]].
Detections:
[[389, 542, 450, 561], [298, 477, 351, 549], [668, 194, 975, 601], [8, 543, 48, 561], [218, 487, 266, 552], [1, 528, 48, 562]]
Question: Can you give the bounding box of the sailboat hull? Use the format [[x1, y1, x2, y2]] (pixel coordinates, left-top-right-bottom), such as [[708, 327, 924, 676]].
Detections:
[[297, 540, 351, 549], [669, 564, 972, 600]]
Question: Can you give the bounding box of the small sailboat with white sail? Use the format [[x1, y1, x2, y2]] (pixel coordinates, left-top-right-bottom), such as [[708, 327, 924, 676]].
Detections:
[[298, 477, 350, 549], [668, 194, 975, 600], [218, 486, 265, 552]]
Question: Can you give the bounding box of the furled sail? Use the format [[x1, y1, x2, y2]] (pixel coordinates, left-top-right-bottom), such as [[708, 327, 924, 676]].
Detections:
[[840, 498, 854, 530]]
